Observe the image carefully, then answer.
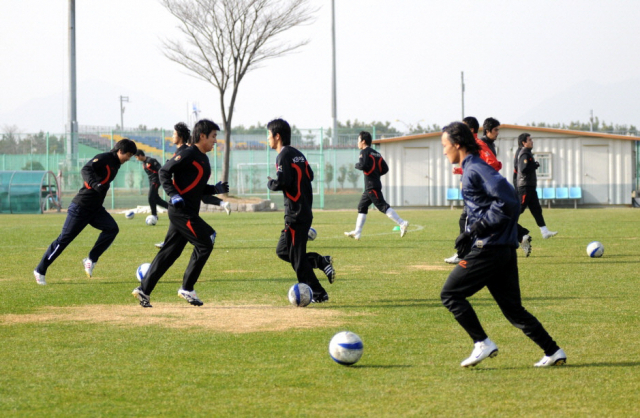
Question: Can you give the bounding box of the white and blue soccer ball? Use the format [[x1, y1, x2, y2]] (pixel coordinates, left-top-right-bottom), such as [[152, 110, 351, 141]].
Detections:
[[308, 227, 317, 241], [145, 215, 158, 226], [136, 263, 151, 282], [124, 210, 135, 219], [329, 331, 364, 366], [587, 241, 604, 258], [288, 283, 313, 307]]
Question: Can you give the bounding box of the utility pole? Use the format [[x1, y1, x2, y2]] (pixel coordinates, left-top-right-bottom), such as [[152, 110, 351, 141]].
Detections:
[[331, 0, 337, 146], [120, 95, 129, 133], [461, 71, 465, 119], [68, 0, 77, 165]]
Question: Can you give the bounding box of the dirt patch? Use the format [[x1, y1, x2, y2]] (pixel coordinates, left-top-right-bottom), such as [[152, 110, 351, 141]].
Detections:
[[0, 303, 353, 333], [409, 264, 450, 271]]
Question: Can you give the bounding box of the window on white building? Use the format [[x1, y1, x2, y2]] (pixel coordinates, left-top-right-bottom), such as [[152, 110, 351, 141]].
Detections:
[[534, 152, 552, 179]]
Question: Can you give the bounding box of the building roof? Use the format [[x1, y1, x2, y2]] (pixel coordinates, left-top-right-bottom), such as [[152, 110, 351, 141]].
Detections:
[[373, 124, 640, 144]]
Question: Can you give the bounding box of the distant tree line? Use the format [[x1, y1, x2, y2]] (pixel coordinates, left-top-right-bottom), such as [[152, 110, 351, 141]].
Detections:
[[527, 118, 638, 135]]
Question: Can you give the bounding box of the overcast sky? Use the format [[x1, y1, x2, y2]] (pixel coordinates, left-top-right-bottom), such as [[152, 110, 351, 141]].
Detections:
[[1, 0, 639, 134]]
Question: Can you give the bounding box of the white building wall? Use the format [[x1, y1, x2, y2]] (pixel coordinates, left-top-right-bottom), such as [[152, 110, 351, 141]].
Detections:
[[378, 127, 637, 207]]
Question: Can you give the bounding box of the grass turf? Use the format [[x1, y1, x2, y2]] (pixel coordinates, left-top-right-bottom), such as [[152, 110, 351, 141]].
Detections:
[[0, 208, 639, 417]]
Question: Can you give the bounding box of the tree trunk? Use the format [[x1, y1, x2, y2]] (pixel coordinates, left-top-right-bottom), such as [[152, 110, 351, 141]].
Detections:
[[221, 119, 232, 187]]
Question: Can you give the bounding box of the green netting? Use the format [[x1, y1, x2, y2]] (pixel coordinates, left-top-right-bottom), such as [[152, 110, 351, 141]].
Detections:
[[0, 171, 61, 214]]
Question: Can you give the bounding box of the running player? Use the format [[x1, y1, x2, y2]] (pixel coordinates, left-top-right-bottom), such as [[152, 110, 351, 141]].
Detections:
[[135, 150, 169, 221], [133, 119, 228, 307], [33, 139, 138, 284], [440, 121, 566, 368], [266, 118, 335, 303], [154, 122, 230, 249], [344, 131, 408, 240]]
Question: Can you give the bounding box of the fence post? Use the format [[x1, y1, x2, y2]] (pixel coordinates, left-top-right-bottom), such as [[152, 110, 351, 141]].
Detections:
[[46, 132, 50, 172], [266, 129, 270, 201], [319, 127, 324, 209], [110, 129, 115, 210]]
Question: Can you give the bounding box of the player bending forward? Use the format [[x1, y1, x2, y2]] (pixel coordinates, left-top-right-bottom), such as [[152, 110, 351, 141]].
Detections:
[[439, 122, 566, 368], [345, 131, 408, 240], [266, 118, 335, 303]]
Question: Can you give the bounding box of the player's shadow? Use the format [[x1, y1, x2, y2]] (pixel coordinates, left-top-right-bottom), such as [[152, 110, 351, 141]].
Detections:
[[347, 364, 413, 369], [562, 361, 640, 368]]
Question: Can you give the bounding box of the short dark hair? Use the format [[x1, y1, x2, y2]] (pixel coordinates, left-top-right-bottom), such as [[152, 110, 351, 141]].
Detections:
[[443, 122, 480, 154], [462, 116, 479, 134], [111, 138, 137, 155], [517, 133, 531, 147], [267, 118, 291, 146], [483, 117, 500, 134], [359, 131, 372, 146], [135, 150, 145, 157], [192, 119, 220, 144], [174, 122, 191, 145]]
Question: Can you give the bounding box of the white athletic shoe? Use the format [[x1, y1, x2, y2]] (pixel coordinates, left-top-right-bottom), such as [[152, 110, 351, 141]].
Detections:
[[178, 288, 204, 306], [82, 258, 95, 278], [461, 338, 499, 367], [521, 235, 532, 257], [400, 221, 409, 237], [534, 348, 567, 367], [132, 287, 152, 308], [223, 202, 231, 215], [155, 242, 164, 249], [33, 270, 46, 285], [444, 253, 461, 264], [542, 231, 558, 239], [344, 231, 361, 240]]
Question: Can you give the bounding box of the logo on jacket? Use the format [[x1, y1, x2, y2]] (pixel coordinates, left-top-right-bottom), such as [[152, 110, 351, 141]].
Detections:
[[175, 155, 182, 161], [93, 158, 99, 162]]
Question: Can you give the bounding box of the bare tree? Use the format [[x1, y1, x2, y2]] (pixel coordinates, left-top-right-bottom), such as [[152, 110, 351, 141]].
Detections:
[[160, 0, 317, 184]]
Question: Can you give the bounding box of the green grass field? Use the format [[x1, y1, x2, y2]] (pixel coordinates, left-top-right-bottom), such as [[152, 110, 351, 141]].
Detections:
[[1, 208, 639, 417]]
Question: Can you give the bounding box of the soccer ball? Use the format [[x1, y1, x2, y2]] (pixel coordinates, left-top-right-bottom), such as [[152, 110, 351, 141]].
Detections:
[[587, 241, 604, 258], [136, 263, 151, 282], [308, 227, 317, 241], [288, 283, 313, 307], [329, 331, 363, 366], [125, 210, 135, 219], [145, 215, 158, 226]]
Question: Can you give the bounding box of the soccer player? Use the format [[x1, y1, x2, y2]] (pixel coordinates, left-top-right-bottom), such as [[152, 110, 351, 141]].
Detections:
[[344, 131, 408, 240], [439, 122, 566, 368], [132, 119, 228, 307], [154, 122, 230, 249], [266, 118, 335, 303], [135, 150, 169, 221], [33, 138, 138, 285], [445, 117, 502, 264], [514, 133, 558, 239]]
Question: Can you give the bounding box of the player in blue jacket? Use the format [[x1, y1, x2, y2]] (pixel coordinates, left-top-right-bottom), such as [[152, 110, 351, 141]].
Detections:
[[33, 139, 137, 285], [439, 122, 566, 368], [344, 131, 408, 240]]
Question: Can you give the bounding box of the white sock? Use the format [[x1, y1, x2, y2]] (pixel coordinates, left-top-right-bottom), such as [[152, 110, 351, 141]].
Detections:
[[355, 213, 366, 233], [221, 201, 229, 208], [540, 226, 549, 234], [385, 208, 404, 225]]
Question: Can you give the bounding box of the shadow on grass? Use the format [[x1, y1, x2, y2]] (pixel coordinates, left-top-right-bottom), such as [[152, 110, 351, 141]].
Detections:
[[562, 362, 640, 368], [346, 364, 413, 369]]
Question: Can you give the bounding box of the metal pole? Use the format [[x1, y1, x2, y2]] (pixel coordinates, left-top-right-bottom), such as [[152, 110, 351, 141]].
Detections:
[[68, 0, 77, 166], [461, 71, 465, 119], [120, 95, 129, 134], [331, 0, 337, 147]]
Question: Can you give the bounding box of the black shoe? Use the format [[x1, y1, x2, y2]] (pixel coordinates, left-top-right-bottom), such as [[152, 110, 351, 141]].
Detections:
[[312, 292, 329, 303], [323, 256, 336, 284]]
